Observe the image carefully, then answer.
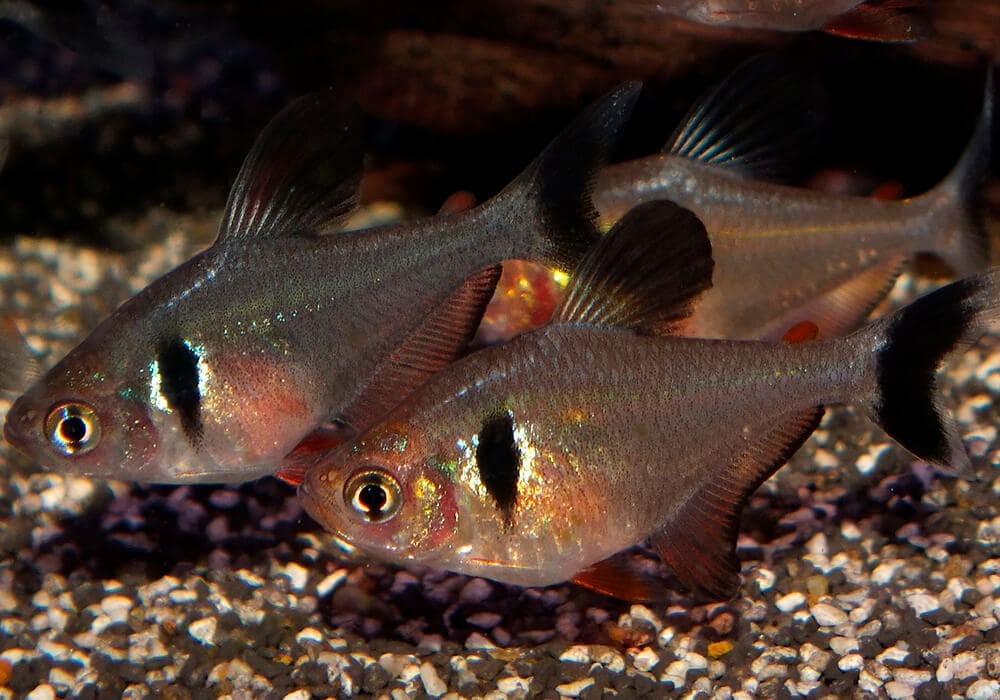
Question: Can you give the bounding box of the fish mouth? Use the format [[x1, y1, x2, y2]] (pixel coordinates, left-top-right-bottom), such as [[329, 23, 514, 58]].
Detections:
[[298, 477, 358, 554]]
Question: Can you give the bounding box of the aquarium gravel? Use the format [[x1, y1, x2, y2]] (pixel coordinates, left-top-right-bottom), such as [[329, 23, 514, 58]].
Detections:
[[0, 209, 999, 699]]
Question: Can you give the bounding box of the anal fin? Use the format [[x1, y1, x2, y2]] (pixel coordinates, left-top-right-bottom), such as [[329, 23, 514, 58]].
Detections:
[[652, 408, 824, 602], [338, 265, 502, 433], [822, 1, 930, 43], [572, 556, 667, 602], [759, 257, 907, 342]]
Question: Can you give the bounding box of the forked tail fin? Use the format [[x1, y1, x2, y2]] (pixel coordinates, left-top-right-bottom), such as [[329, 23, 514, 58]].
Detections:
[[863, 269, 1000, 477]]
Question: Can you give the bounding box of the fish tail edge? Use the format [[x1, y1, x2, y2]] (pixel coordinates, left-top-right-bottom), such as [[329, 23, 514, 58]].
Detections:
[[866, 269, 1000, 478]]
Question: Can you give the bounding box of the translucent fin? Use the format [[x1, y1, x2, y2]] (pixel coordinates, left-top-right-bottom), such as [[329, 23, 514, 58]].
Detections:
[[757, 257, 907, 342], [0, 317, 41, 392], [652, 408, 824, 602], [666, 53, 827, 179], [437, 191, 477, 214], [275, 422, 355, 486], [499, 82, 642, 272], [571, 556, 666, 602], [338, 265, 502, 433], [822, 1, 930, 43], [782, 320, 819, 343], [554, 200, 713, 334], [217, 91, 364, 242], [865, 268, 1000, 478], [925, 67, 994, 276]]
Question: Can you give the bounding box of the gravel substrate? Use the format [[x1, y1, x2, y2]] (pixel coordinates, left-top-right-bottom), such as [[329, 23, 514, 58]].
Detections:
[[1, 201, 999, 699]]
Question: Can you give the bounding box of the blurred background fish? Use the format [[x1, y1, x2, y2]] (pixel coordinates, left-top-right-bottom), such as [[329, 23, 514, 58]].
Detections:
[[300, 201, 999, 601]]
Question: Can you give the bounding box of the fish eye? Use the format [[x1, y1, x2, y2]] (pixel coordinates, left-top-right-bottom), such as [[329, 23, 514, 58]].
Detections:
[[44, 402, 101, 456], [344, 469, 402, 523]]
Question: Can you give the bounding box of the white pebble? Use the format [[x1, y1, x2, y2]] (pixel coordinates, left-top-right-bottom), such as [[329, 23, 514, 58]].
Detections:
[[467, 612, 502, 629], [935, 657, 954, 683], [904, 592, 940, 616], [295, 628, 324, 645], [872, 561, 902, 586], [419, 662, 447, 698], [884, 681, 915, 700], [837, 654, 863, 672], [967, 679, 1000, 700], [100, 595, 132, 623], [25, 686, 55, 700], [559, 646, 591, 664], [829, 637, 858, 655], [495, 676, 530, 695], [316, 569, 348, 598], [282, 691, 311, 700], [555, 677, 595, 697], [459, 578, 493, 604], [811, 603, 848, 627], [632, 647, 661, 673], [776, 592, 806, 613], [282, 562, 309, 592], [188, 617, 217, 646]]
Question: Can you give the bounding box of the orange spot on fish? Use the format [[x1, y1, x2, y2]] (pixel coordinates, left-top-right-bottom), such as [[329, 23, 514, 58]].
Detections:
[[782, 320, 820, 343]]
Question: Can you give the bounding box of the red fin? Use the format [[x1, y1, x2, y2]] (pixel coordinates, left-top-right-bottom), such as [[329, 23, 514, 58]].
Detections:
[[822, 2, 929, 43], [572, 558, 666, 602], [870, 181, 904, 200], [652, 408, 824, 602], [438, 190, 477, 214], [339, 265, 502, 432], [782, 320, 819, 343], [274, 423, 354, 486]]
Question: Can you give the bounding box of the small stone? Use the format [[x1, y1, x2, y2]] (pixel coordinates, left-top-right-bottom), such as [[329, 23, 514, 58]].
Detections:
[[419, 662, 447, 698], [776, 592, 806, 613], [465, 632, 496, 650], [282, 563, 309, 592], [811, 603, 849, 627], [25, 686, 56, 700], [467, 612, 502, 629], [296, 628, 324, 645], [838, 654, 864, 672], [316, 569, 348, 598], [935, 657, 954, 683], [496, 676, 530, 695], [967, 679, 1000, 700], [459, 578, 493, 604], [188, 617, 217, 646], [708, 641, 733, 658], [282, 691, 311, 700], [554, 677, 595, 697], [885, 680, 916, 699], [559, 646, 592, 664], [829, 637, 859, 655], [100, 595, 133, 622], [632, 647, 661, 672]]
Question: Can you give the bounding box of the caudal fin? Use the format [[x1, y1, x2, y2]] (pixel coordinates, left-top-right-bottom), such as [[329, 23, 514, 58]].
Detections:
[[925, 68, 994, 276], [865, 269, 1000, 477], [499, 82, 642, 272]]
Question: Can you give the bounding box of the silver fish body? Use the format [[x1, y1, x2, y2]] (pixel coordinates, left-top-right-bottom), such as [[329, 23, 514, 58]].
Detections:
[[593, 57, 993, 340], [656, 0, 865, 31], [3, 85, 641, 483], [300, 201, 998, 599]]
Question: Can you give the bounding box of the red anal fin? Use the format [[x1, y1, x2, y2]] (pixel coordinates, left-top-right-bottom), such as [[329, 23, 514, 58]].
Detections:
[[822, 2, 930, 43], [438, 190, 477, 214], [870, 181, 904, 200], [652, 408, 824, 602], [571, 557, 666, 602], [339, 265, 502, 433], [782, 320, 819, 344], [274, 423, 354, 486]]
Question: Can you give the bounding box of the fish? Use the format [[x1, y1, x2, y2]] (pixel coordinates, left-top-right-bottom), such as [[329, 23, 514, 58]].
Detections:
[[2, 83, 642, 484], [594, 55, 993, 341], [652, 1, 928, 42], [299, 199, 999, 602]]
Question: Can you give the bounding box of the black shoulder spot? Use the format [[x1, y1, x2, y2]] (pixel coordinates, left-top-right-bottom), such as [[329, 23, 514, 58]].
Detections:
[[157, 337, 203, 444], [476, 412, 520, 526]]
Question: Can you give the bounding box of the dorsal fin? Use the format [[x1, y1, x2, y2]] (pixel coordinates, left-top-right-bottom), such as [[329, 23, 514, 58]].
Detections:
[[0, 317, 41, 392], [652, 407, 824, 601], [666, 53, 826, 179], [337, 265, 502, 433], [554, 200, 713, 334], [217, 90, 364, 242]]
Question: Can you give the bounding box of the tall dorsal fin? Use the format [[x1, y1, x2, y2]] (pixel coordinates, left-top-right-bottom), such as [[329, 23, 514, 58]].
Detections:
[[554, 200, 713, 334], [217, 90, 364, 242], [666, 53, 826, 179], [653, 407, 824, 601]]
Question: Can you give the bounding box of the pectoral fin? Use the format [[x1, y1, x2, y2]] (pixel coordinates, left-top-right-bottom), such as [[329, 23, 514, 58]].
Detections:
[[216, 91, 364, 242], [652, 408, 824, 601], [274, 422, 356, 486], [338, 265, 502, 433]]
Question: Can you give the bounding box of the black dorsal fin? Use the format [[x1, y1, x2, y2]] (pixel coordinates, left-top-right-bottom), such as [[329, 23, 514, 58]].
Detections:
[[652, 408, 824, 601], [338, 265, 502, 434], [217, 90, 364, 242], [666, 53, 826, 180], [554, 200, 713, 334]]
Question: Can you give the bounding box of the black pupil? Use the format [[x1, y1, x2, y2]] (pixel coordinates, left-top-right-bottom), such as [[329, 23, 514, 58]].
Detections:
[[358, 482, 388, 516], [59, 416, 88, 444]]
